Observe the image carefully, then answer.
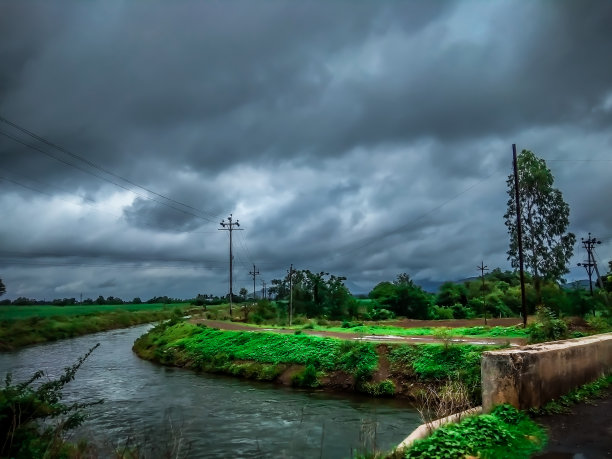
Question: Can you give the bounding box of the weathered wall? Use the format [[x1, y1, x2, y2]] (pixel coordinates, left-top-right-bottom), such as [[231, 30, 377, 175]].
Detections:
[[481, 333, 612, 412]]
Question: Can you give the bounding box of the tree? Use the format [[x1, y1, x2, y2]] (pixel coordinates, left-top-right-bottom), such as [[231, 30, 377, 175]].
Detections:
[[369, 275, 432, 319], [239, 287, 248, 301], [0, 279, 5, 298], [504, 150, 576, 301]]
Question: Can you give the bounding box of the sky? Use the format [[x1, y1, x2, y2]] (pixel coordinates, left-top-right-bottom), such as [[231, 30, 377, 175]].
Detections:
[[1, 1, 611, 301]]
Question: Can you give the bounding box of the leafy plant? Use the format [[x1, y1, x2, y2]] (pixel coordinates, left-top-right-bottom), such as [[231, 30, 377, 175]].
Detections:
[[404, 404, 546, 458], [528, 306, 568, 343], [0, 344, 103, 458]]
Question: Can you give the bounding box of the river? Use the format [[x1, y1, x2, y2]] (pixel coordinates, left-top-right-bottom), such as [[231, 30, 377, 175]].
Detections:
[[0, 324, 420, 458]]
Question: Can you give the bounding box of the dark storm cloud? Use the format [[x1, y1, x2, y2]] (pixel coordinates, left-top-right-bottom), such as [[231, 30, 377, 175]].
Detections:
[[1, 1, 611, 300]]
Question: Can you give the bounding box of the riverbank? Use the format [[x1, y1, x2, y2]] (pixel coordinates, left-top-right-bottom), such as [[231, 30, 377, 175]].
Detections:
[[0, 305, 188, 350], [133, 319, 499, 401]]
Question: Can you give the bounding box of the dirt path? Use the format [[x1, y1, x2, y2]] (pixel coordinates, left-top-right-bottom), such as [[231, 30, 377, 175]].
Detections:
[[532, 389, 612, 458], [191, 319, 527, 346]]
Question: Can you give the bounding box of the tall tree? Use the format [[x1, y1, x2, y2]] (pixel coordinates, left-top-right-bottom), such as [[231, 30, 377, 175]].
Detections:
[[504, 150, 575, 301], [0, 279, 5, 297]]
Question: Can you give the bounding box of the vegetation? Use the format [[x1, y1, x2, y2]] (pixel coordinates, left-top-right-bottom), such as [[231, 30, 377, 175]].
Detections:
[[0, 345, 102, 458], [0, 305, 187, 350], [504, 149, 576, 301], [369, 274, 432, 320], [133, 320, 494, 401], [404, 404, 546, 459], [528, 372, 612, 416]]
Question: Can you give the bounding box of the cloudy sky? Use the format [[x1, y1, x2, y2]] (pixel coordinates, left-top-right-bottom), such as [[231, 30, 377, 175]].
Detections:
[[1, 1, 611, 301]]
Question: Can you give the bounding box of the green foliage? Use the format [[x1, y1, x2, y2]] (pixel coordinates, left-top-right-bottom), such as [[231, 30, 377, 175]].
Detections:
[[529, 373, 612, 415], [585, 314, 612, 333], [405, 405, 546, 459], [291, 364, 319, 388], [389, 344, 488, 401], [360, 379, 395, 397], [0, 306, 190, 350], [0, 278, 5, 298], [528, 306, 568, 343], [136, 322, 379, 380], [369, 276, 433, 319], [0, 345, 102, 458], [504, 149, 576, 298]]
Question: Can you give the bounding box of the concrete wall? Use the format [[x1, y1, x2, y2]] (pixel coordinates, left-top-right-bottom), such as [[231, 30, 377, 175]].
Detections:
[[481, 333, 612, 412]]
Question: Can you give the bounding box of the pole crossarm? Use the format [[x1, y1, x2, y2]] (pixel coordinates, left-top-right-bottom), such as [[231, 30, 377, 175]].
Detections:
[[219, 214, 243, 317]]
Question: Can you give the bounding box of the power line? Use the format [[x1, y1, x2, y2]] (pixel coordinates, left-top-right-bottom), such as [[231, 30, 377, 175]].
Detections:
[[0, 115, 224, 221], [0, 126, 220, 225]]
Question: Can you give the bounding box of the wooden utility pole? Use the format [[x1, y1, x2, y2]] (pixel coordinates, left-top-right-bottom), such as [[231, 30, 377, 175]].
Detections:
[[288, 264, 294, 326], [513, 144, 528, 328], [249, 264, 260, 301], [478, 261, 489, 325], [219, 214, 242, 317]]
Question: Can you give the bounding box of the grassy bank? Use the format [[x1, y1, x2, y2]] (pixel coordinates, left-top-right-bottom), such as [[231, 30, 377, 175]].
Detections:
[[0, 305, 188, 350], [133, 320, 497, 400], [401, 404, 546, 458]]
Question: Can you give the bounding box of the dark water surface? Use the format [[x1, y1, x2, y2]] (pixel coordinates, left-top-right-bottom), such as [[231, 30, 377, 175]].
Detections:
[[0, 324, 420, 458]]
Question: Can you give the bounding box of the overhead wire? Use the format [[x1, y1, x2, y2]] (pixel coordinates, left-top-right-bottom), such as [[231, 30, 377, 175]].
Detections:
[[0, 115, 224, 221]]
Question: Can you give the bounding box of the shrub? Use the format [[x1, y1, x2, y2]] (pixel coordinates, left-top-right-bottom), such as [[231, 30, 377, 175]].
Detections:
[[0, 345, 102, 458], [528, 306, 568, 343], [430, 305, 453, 320], [291, 364, 319, 387]]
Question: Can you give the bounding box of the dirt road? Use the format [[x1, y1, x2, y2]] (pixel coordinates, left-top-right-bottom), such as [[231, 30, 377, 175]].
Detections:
[[190, 319, 527, 346]]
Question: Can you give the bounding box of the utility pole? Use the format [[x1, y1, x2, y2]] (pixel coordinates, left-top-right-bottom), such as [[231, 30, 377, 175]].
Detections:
[[477, 261, 489, 325], [219, 214, 242, 317], [513, 144, 528, 328], [288, 264, 294, 326], [249, 264, 260, 302], [262, 280, 267, 300], [578, 233, 607, 304]]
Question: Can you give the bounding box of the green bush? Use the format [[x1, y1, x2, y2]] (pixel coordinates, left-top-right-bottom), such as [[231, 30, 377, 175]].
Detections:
[[528, 306, 568, 343], [405, 404, 546, 458], [0, 345, 102, 458], [291, 364, 319, 387]]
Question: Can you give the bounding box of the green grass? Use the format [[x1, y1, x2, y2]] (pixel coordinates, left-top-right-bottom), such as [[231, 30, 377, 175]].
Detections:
[[404, 405, 546, 459], [528, 373, 612, 415], [0, 303, 185, 320], [0, 305, 189, 350], [135, 321, 379, 375], [282, 323, 529, 339]]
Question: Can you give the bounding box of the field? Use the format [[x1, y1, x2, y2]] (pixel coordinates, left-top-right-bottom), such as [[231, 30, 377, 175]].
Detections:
[[0, 304, 190, 350], [0, 303, 185, 320]]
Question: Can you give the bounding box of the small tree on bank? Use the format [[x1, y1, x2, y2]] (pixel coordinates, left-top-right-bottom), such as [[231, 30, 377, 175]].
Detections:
[[504, 150, 575, 303]]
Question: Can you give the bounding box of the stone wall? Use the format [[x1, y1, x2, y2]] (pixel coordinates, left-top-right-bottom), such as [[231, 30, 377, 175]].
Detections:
[[481, 333, 612, 412]]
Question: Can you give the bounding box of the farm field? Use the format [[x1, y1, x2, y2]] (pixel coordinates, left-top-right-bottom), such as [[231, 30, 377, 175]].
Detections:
[[0, 303, 186, 320]]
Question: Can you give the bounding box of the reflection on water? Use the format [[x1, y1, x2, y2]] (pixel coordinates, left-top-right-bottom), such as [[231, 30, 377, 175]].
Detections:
[[0, 324, 420, 458]]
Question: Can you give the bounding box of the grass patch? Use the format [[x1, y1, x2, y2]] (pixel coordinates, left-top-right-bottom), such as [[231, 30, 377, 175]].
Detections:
[[404, 404, 546, 458], [528, 373, 612, 415], [0, 306, 188, 350], [0, 303, 185, 321], [133, 321, 379, 386], [248, 322, 529, 339]]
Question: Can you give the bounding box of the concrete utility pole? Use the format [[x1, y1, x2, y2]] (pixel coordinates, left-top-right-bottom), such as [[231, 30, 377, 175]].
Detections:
[[578, 233, 604, 295], [219, 214, 242, 317], [288, 264, 294, 326], [478, 261, 489, 325], [513, 144, 528, 328], [249, 264, 260, 302]]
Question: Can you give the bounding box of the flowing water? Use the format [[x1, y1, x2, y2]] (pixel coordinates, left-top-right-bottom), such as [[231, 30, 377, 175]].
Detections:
[[0, 324, 420, 458]]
